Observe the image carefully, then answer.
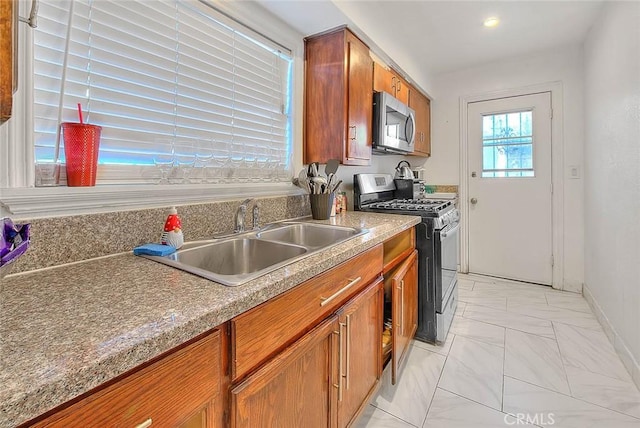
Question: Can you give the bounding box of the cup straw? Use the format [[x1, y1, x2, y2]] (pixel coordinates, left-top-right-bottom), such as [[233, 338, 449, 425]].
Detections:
[[77, 103, 84, 124], [52, 0, 76, 164]]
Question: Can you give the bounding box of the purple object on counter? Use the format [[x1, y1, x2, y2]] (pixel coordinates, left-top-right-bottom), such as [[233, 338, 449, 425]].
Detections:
[[1, 218, 31, 267]]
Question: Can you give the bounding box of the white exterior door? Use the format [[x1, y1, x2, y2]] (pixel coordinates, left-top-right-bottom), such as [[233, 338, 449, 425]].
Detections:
[[467, 92, 553, 285]]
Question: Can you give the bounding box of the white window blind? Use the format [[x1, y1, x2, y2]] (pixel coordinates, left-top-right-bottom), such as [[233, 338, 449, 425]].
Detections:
[[33, 0, 293, 185]]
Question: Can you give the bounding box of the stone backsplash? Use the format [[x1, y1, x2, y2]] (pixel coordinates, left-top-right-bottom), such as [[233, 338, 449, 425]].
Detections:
[[424, 184, 458, 194], [8, 195, 310, 275]]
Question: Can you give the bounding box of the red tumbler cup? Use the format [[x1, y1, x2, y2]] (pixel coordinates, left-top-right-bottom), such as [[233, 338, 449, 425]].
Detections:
[[62, 123, 102, 186]]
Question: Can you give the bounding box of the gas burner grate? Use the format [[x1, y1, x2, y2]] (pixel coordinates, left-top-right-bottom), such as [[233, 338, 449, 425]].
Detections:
[[366, 199, 452, 213]]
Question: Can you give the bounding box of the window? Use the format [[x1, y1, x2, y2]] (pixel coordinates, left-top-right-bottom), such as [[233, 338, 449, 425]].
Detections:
[[33, 0, 293, 185], [481, 110, 534, 178]]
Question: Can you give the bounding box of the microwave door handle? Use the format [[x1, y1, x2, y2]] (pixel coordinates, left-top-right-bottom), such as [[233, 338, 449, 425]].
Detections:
[[405, 114, 415, 145]]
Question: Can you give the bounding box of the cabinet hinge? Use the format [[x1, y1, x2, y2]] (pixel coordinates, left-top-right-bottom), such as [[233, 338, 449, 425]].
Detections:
[[550, 108, 553, 119], [551, 183, 553, 194], [551, 255, 555, 267]]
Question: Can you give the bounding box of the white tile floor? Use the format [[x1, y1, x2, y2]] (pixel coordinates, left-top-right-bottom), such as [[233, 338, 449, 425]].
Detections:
[[356, 274, 640, 428]]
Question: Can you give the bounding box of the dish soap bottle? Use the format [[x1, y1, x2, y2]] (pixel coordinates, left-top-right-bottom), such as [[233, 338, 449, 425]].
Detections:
[[161, 206, 184, 249]]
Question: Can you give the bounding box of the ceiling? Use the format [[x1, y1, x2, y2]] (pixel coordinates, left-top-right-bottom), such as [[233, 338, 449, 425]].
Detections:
[[256, 0, 604, 89]]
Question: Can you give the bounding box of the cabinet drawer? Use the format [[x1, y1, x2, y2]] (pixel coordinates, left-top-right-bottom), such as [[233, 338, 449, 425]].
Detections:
[[231, 244, 383, 381], [34, 329, 222, 427]]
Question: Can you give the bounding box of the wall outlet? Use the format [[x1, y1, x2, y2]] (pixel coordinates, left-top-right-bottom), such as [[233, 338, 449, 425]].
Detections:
[[568, 165, 581, 179]]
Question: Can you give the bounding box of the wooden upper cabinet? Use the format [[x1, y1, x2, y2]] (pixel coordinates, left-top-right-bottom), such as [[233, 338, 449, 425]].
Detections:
[[304, 27, 373, 166], [32, 328, 227, 428], [1, 0, 15, 124], [372, 62, 409, 105], [409, 90, 431, 157]]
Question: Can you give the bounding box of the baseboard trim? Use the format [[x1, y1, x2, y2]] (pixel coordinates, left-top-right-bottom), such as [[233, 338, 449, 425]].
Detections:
[[583, 284, 640, 389]]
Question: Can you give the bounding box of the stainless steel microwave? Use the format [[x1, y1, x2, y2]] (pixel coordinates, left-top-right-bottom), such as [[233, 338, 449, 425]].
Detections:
[[372, 91, 416, 154]]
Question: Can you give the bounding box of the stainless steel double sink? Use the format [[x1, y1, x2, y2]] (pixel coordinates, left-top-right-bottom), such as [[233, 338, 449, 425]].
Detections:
[[141, 221, 368, 286]]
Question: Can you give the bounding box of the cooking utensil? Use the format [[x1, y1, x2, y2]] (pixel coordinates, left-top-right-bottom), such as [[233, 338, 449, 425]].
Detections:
[[292, 178, 309, 191], [307, 162, 319, 177], [394, 160, 413, 179], [325, 159, 339, 192], [298, 168, 310, 192], [325, 159, 339, 176], [310, 175, 327, 185], [327, 173, 335, 191], [330, 179, 342, 194]]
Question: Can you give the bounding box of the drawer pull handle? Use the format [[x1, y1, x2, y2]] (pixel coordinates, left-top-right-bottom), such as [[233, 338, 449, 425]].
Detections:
[[349, 125, 357, 140], [320, 277, 362, 307], [135, 419, 153, 428]]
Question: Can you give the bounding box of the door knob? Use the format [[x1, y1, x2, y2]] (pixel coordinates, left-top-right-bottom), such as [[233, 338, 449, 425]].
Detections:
[[470, 198, 478, 204]]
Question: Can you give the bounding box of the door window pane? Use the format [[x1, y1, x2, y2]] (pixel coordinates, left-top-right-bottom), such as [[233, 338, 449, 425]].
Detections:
[[481, 110, 534, 178]]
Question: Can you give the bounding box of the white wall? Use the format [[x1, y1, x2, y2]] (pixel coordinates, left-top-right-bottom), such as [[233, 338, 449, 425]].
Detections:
[[428, 45, 585, 291], [583, 1, 640, 382]]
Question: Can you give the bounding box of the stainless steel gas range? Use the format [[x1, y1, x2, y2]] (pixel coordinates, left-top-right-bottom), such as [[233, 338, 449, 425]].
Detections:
[[354, 173, 460, 344]]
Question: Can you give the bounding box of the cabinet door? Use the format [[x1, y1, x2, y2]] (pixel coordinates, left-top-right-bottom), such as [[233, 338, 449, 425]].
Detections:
[[181, 401, 215, 428], [345, 31, 373, 164], [230, 316, 339, 428], [304, 30, 346, 164], [391, 250, 418, 384], [373, 63, 408, 104], [410, 91, 431, 157], [34, 329, 225, 428], [337, 278, 383, 427], [394, 75, 410, 105], [373, 62, 395, 95], [0, 0, 15, 124]]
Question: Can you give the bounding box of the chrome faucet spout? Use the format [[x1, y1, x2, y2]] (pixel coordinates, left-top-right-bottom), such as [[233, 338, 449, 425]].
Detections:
[[234, 199, 254, 233], [252, 204, 260, 230]]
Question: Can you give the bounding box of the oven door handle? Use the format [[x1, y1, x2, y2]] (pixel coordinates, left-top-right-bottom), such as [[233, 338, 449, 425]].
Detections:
[[440, 222, 460, 239]]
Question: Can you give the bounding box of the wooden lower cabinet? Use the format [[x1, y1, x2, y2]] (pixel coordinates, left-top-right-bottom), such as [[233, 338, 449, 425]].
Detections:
[[30, 328, 227, 428], [381, 228, 418, 385], [337, 279, 383, 427], [390, 250, 418, 384], [230, 279, 383, 428], [231, 245, 383, 382], [230, 315, 339, 428]]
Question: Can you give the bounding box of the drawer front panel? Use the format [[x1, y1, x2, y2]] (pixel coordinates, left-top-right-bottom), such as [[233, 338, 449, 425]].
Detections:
[[37, 329, 222, 427], [231, 244, 383, 381]]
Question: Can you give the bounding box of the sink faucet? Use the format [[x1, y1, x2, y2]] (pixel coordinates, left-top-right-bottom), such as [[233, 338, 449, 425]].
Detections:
[[252, 204, 260, 230], [235, 199, 254, 233]]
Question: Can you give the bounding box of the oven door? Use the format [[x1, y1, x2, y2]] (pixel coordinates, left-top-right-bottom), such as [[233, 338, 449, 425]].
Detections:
[[434, 220, 459, 313]]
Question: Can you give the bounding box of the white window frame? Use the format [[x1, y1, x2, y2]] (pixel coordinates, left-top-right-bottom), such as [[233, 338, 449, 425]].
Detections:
[[0, 0, 305, 219]]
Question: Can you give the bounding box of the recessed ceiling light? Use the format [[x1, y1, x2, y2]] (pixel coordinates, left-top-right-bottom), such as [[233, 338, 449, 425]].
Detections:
[[483, 16, 500, 28]]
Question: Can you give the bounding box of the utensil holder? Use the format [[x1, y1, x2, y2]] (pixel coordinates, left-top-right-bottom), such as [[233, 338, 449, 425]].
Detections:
[[310, 192, 335, 220], [62, 122, 102, 186]]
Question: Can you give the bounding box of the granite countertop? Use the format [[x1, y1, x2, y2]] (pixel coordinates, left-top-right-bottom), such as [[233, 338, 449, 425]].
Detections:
[[0, 212, 420, 427]]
